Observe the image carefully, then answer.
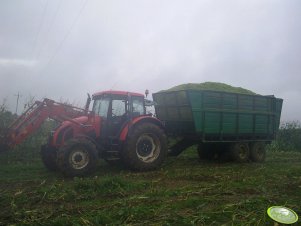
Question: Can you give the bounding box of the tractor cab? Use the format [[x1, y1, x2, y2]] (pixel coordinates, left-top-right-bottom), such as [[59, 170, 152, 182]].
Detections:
[[91, 91, 146, 138]]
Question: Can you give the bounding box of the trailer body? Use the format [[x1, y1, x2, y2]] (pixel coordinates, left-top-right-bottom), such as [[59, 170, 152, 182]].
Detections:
[[153, 90, 283, 143]]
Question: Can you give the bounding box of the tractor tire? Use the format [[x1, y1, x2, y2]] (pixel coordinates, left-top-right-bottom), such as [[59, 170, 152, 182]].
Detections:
[[57, 139, 98, 177], [250, 142, 266, 162], [230, 142, 250, 163], [122, 123, 167, 171], [41, 144, 58, 171]]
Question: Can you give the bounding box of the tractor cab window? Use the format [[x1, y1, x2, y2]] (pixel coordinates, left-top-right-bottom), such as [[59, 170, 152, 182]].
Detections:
[[132, 97, 145, 116], [111, 99, 127, 117], [92, 97, 110, 118]]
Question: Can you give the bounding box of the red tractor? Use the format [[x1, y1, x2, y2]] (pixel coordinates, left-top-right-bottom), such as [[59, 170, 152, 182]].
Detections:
[[1, 91, 167, 176]]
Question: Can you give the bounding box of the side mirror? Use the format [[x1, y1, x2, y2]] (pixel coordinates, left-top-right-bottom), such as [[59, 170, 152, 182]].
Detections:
[[85, 93, 91, 113]]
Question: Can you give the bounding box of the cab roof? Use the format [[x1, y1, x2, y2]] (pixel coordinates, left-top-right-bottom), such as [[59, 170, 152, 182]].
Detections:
[[92, 90, 144, 98]]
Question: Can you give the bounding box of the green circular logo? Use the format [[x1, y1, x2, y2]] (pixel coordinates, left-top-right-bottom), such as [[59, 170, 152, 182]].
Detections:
[[267, 206, 298, 224]]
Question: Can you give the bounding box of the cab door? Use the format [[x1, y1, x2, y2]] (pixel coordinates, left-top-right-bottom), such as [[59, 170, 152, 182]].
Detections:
[[107, 96, 129, 137]]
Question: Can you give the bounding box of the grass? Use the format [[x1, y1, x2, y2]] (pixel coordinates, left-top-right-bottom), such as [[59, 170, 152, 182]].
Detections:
[[0, 148, 301, 225]]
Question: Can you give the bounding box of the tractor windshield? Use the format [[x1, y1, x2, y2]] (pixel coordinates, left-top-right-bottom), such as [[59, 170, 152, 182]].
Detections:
[[92, 97, 110, 118]]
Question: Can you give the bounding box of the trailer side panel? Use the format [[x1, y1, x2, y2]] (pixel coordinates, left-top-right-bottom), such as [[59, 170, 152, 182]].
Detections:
[[153, 90, 283, 142]]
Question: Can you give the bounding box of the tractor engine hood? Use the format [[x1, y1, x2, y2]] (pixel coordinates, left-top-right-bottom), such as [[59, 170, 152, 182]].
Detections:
[[66, 115, 90, 126], [51, 115, 101, 147], [61, 115, 100, 129]]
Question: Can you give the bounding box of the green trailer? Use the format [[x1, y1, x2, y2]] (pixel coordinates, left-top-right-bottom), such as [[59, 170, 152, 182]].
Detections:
[[153, 89, 283, 162]]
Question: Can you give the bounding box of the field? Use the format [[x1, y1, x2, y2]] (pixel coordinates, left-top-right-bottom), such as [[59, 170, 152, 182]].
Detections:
[[0, 148, 301, 226]]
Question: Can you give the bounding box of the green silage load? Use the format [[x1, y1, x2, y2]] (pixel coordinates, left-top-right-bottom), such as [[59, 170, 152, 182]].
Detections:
[[160, 82, 256, 95]]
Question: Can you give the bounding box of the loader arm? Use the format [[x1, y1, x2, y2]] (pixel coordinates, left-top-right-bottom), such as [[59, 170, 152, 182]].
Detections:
[[4, 98, 86, 148]]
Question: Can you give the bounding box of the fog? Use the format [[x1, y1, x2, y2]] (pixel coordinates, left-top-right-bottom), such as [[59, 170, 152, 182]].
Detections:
[[1, 0, 300, 121]]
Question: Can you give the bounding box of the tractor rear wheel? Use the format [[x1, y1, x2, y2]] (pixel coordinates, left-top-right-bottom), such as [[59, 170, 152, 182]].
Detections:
[[122, 123, 167, 171], [230, 142, 250, 163], [250, 142, 266, 162], [57, 139, 98, 177], [41, 144, 58, 171]]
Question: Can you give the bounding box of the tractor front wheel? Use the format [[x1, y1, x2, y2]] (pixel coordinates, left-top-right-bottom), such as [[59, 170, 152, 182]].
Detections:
[[122, 123, 167, 171], [57, 139, 98, 177]]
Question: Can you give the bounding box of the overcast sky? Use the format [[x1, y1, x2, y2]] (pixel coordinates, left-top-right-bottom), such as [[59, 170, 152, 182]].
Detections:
[[0, 0, 300, 121]]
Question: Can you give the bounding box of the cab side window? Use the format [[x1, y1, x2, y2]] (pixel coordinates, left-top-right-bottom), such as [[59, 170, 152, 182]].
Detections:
[[93, 97, 110, 118], [132, 97, 145, 115], [112, 99, 127, 117]]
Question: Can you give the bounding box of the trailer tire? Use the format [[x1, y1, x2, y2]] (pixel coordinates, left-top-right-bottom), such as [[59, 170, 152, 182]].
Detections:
[[57, 139, 98, 177], [122, 123, 167, 171], [250, 142, 266, 162], [41, 145, 58, 171], [230, 142, 250, 163]]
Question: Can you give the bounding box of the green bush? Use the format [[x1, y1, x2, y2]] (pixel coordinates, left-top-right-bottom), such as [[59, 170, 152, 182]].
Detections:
[[0, 100, 16, 137], [0, 100, 57, 163], [268, 121, 301, 152]]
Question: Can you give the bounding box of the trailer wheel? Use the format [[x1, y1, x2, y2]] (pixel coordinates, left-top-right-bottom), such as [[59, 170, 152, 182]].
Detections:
[[230, 142, 250, 163], [122, 123, 167, 171], [57, 139, 98, 177], [250, 142, 266, 162], [41, 144, 58, 171]]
